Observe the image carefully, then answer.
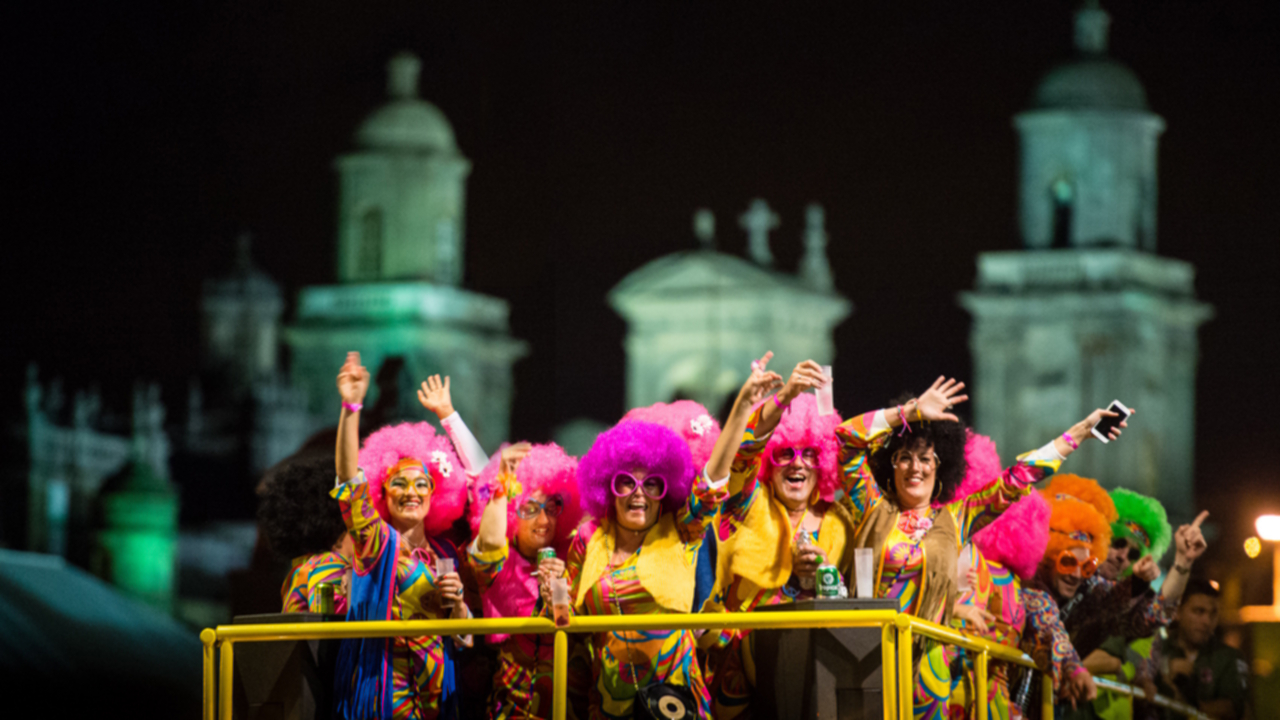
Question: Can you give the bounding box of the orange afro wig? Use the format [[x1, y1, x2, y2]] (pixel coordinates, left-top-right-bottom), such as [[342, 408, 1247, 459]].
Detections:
[[1039, 488, 1112, 572], [1042, 474, 1117, 523]]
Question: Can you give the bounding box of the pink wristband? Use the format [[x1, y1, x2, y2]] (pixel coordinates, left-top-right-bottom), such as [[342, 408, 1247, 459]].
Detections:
[[897, 404, 913, 436], [1062, 432, 1079, 450], [342, 401, 363, 413], [772, 394, 788, 410]]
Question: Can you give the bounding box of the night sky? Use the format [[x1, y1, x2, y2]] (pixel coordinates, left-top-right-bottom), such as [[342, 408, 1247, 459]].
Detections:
[[10, 1, 1280, 581]]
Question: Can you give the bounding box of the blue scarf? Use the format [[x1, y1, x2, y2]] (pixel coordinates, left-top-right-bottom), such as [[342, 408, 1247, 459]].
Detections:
[[334, 529, 461, 720]]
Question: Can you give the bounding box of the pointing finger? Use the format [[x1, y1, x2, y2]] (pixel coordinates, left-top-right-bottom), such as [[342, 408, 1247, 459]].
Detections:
[[1192, 510, 1209, 528]]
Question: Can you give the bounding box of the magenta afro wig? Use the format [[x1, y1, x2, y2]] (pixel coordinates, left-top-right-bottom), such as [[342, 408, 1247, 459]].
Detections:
[[358, 421, 467, 537], [577, 420, 694, 520], [622, 400, 721, 472], [972, 492, 1051, 580], [936, 430, 1004, 508], [467, 443, 583, 555], [757, 393, 844, 503]]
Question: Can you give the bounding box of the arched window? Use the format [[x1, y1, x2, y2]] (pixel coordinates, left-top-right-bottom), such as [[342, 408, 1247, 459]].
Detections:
[[358, 207, 383, 279], [1051, 178, 1074, 249]]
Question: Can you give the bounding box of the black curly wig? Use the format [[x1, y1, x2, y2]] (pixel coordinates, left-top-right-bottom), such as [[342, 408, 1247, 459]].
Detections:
[[867, 394, 968, 505], [258, 457, 348, 560]]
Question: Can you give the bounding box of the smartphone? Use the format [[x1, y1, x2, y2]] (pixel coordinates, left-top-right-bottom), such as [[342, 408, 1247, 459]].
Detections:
[[1091, 400, 1132, 444]]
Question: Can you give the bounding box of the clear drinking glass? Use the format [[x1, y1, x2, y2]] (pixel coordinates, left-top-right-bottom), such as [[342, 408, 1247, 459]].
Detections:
[[815, 365, 835, 416], [551, 577, 572, 628], [854, 547, 875, 599]]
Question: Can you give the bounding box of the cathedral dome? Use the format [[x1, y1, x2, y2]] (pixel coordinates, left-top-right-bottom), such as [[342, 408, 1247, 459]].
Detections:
[[355, 53, 457, 151], [1029, 3, 1148, 112], [1032, 58, 1148, 111]]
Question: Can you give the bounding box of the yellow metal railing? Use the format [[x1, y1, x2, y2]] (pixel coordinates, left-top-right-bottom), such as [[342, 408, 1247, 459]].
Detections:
[[1093, 676, 1211, 720], [198, 609, 1199, 720]]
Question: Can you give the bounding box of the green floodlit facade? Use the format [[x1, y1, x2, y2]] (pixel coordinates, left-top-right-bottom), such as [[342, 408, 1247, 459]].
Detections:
[[960, 3, 1211, 522]]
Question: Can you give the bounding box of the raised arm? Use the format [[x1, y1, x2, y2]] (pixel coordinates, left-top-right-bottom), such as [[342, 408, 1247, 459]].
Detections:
[[418, 374, 491, 477], [1158, 510, 1209, 605], [475, 443, 531, 554], [336, 351, 369, 483], [705, 351, 782, 486]]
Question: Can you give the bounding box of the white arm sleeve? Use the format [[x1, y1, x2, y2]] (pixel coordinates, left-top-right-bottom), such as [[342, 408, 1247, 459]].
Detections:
[[439, 411, 490, 477]]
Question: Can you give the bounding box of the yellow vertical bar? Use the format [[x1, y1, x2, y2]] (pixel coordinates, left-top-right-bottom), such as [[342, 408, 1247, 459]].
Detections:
[[975, 651, 989, 720], [880, 622, 897, 718], [219, 640, 234, 720], [553, 630, 568, 720], [201, 630, 217, 720], [896, 619, 913, 720], [1042, 672, 1055, 720]]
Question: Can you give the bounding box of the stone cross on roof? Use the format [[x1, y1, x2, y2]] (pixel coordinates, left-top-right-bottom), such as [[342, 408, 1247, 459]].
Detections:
[[693, 208, 715, 250], [739, 198, 779, 267]]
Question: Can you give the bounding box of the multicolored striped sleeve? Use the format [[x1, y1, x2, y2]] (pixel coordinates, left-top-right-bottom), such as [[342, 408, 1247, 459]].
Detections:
[[712, 406, 771, 542], [330, 474, 391, 575], [281, 557, 310, 612], [835, 410, 888, 521], [958, 445, 1064, 542], [305, 551, 351, 614], [467, 538, 509, 594]]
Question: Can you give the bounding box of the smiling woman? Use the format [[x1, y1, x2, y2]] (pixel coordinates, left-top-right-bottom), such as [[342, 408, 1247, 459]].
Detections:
[[330, 352, 472, 720]]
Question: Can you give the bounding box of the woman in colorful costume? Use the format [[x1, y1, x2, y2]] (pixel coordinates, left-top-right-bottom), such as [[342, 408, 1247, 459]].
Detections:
[[260, 456, 353, 614], [697, 355, 849, 718], [944, 433, 1055, 720], [837, 377, 1129, 718], [332, 352, 474, 720], [466, 442, 581, 720], [541, 418, 726, 719]]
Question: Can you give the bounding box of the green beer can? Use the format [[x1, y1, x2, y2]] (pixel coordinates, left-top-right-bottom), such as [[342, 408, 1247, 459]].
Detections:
[[537, 548, 557, 564], [317, 581, 337, 615], [816, 563, 841, 599]]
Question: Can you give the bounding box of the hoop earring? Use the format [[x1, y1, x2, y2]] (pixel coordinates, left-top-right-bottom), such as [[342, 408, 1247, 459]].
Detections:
[[931, 481, 942, 501]]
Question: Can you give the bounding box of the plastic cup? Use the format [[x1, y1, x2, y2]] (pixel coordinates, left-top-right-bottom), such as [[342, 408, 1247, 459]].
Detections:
[[436, 558, 456, 608], [854, 547, 875, 599], [793, 533, 816, 591], [956, 545, 974, 594], [815, 365, 835, 416], [550, 577, 572, 628]]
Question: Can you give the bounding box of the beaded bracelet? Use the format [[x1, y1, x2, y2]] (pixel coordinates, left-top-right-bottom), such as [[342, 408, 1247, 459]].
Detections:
[[1061, 432, 1079, 450], [342, 401, 363, 413]]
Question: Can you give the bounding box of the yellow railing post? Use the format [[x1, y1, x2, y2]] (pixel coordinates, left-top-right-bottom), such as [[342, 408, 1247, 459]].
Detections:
[[880, 621, 897, 718], [219, 640, 235, 720], [975, 650, 989, 720], [1042, 671, 1055, 720], [201, 629, 217, 720], [553, 630, 568, 720], [895, 615, 913, 720]]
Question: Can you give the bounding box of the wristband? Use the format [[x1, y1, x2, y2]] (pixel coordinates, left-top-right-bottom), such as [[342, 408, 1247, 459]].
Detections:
[[914, 400, 923, 423], [897, 405, 913, 436], [772, 394, 789, 410], [1061, 432, 1079, 450], [342, 401, 363, 413], [1173, 563, 1190, 575]]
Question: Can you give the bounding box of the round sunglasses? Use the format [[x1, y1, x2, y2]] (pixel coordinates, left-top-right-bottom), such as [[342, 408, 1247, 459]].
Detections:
[[1055, 549, 1099, 578], [611, 472, 667, 500], [1111, 537, 1142, 562], [516, 494, 565, 520], [772, 446, 820, 468]]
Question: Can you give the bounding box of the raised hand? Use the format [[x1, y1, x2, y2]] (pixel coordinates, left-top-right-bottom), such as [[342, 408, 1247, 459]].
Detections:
[[1175, 510, 1209, 564], [914, 376, 968, 422], [337, 352, 370, 405], [417, 374, 454, 418], [737, 351, 784, 407], [778, 359, 829, 405], [1131, 555, 1160, 583]]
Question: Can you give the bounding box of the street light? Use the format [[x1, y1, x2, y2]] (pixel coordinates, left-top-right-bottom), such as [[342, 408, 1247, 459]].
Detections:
[[1242, 515, 1280, 622]]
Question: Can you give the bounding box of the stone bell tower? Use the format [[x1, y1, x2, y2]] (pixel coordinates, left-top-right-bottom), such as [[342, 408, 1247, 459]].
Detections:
[[960, 2, 1212, 521]]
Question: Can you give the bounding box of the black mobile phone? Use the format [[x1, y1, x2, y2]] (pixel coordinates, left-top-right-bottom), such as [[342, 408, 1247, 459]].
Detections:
[[1091, 400, 1132, 444]]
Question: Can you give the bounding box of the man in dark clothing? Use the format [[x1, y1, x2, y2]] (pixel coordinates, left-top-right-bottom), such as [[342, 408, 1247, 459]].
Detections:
[[1159, 579, 1249, 720]]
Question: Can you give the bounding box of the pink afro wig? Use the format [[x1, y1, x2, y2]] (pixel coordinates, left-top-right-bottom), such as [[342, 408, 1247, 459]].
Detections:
[[622, 400, 721, 472], [467, 443, 583, 555], [358, 421, 467, 537], [577, 420, 694, 520], [972, 492, 1051, 580], [939, 430, 1004, 507], [757, 393, 844, 503]]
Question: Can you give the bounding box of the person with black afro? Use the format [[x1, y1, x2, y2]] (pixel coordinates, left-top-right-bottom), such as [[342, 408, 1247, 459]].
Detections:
[[835, 376, 1132, 717], [259, 455, 352, 613]]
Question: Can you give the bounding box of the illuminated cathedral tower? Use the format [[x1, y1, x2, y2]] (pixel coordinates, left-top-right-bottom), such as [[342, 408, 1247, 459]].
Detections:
[[287, 53, 526, 448], [961, 3, 1211, 520]]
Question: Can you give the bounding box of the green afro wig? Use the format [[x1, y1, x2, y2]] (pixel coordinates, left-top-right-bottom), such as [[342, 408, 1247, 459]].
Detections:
[[1109, 488, 1172, 562]]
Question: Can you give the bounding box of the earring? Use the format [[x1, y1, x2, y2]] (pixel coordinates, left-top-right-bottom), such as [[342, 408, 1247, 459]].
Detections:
[[931, 481, 942, 501]]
